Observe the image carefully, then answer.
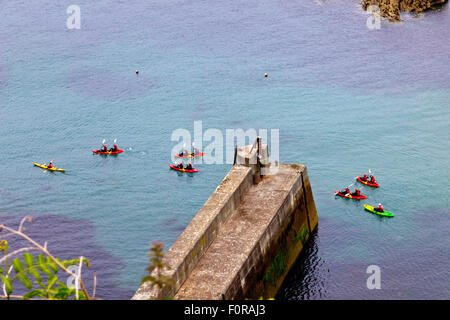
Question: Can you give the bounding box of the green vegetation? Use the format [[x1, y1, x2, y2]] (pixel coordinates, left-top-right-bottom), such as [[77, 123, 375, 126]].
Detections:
[[294, 224, 308, 245], [141, 241, 175, 299], [264, 248, 287, 288], [0, 217, 96, 300], [1, 217, 174, 300]]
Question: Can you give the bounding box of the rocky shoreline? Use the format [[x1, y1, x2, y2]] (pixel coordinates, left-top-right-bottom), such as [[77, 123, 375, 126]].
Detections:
[[362, 0, 448, 22]]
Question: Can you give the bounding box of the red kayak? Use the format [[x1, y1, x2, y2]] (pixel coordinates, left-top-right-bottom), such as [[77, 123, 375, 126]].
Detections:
[[334, 191, 367, 199], [174, 152, 205, 159], [169, 165, 198, 173], [92, 149, 124, 155], [355, 176, 379, 187]]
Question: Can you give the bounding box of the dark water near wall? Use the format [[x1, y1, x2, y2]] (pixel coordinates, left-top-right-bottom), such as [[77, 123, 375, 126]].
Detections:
[[0, 1, 449, 299]]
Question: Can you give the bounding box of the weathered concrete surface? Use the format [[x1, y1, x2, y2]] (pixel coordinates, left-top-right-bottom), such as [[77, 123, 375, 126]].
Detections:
[[174, 164, 318, 300]]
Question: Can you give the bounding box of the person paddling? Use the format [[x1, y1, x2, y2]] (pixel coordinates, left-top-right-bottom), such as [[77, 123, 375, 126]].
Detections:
[[369, 175, 376, 183], [47, 161, 54, 169], [177, 163, 184, 169], [360, 174, 368, 182], [186, 163, 193, 170], [340, 187, 350, 195], [100, 144, 108, 152], [374, 203, 384, 212], [351, 188, 361, 197], [109, 144, 118, 152]]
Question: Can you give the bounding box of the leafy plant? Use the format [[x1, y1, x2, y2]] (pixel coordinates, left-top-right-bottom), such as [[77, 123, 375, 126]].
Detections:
[[0, 216, 96, 300], [141, 241, 175, 299]]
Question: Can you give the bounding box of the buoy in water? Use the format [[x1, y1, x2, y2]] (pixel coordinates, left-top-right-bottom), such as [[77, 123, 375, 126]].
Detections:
[[264, 73, 268, 78]]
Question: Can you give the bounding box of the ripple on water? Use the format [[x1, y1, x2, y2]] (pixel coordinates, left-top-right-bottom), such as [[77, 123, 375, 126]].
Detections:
[[64, 68, 154, 101]]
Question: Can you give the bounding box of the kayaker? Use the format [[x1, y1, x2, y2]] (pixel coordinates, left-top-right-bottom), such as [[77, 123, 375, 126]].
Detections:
[[109, 144, 118, 152], [177, 163, 184, 169], [369, 175, 376, 183], [101, 145, 108, 152], [186, 163, 193, 170], [341, 187, 350, 195], [374, 203, 384, 212], [47, 161, 54, 169], [360, 174, 368, 181], [351, 189, 361, 197]]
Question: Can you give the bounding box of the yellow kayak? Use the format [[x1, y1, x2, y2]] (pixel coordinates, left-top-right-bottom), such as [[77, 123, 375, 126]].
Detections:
[[33, 163, 66, 172]]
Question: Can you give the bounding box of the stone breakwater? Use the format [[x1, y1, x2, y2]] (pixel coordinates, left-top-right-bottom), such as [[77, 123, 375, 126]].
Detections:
[[133, 142, 318, 300], [362, 0, 448, 21]]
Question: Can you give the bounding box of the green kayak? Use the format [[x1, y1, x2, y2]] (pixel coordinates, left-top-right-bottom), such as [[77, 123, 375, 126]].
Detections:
[[364, 204, 394, 217]]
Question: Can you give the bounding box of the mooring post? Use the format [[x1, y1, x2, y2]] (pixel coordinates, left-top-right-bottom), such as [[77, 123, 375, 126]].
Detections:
[[257, 136, 262, 177], [253, 136, 262, 184]]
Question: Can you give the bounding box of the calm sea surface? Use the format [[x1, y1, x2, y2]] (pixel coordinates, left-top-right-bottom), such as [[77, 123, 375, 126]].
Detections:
[[0, 0, 449, 299]]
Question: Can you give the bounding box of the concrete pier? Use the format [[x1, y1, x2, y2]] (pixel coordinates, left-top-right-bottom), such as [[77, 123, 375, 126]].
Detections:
[[133, 140, 318, 300]]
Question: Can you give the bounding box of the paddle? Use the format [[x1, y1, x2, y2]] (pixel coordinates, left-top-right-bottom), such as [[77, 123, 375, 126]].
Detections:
[[344, 183, 354, 196], [99, 139, 106, 153], [368, 168, 378, 184]]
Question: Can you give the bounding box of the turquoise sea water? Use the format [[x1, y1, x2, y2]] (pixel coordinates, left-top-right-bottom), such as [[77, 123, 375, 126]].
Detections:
[[0, 1, 449, 299]]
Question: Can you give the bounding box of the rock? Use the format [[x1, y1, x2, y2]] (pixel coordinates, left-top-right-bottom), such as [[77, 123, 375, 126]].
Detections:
[[361, 0, 447, 21]]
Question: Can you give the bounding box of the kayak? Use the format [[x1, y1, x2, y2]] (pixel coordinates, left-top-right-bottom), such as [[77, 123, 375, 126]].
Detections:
[[92, 149, 124, 155], [33, 163, 66, 172], [174, 152, 205, 159], [169, 165, 199, 173], [356, 176, 379, 187], [334, 191, 367, 199], [364, 204, 394, 217]]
